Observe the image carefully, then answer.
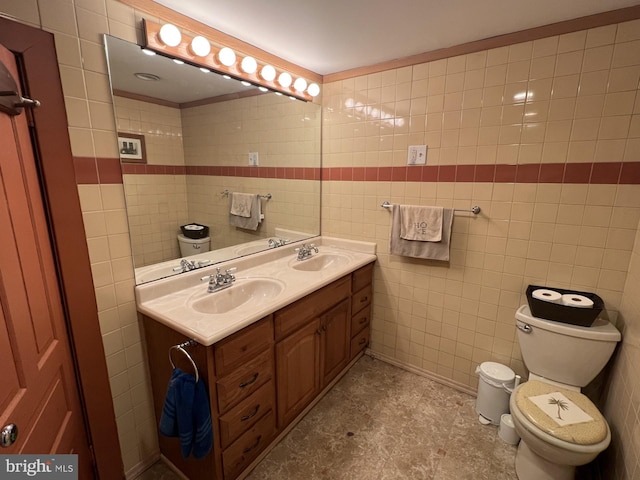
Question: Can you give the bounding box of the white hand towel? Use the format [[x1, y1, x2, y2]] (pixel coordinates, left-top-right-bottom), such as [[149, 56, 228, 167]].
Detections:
[[230, 192, 254, 218], [229, 194, 262, 231], [399, 205, 444, 242]]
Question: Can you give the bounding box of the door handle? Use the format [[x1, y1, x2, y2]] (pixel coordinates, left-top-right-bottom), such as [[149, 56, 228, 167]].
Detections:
[[1, 424, 18, 447]]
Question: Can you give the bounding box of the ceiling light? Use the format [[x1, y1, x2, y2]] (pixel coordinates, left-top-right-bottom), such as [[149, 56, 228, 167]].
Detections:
[[241, 81, 252, 87], [199, 67, 210, 73], [261, 65, 276, 81], [158, 23, 182, 47], [172, 59, 184, 65], [218, 47, 236, 67], [190, 36, 211, 57], [307, 83, 320, 97], [293, 78, 307, 92], [134, 72, 160, 81], [141, 48, 156, 56], [278, 72, 292, 88], [222, 75, 231, 80], [258, 87, 268, 92], [241, 56, 258, 74]]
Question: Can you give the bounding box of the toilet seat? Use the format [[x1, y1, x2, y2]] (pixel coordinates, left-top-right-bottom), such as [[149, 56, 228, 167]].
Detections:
[[513, 380, 607, 446]]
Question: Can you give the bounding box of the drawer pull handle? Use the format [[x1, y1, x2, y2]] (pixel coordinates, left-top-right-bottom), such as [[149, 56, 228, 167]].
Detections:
[[239, 373, 259, 388], [360, 296, 368, 303], [241, 405, 261, 422], [358, 338, 367, 345], [359, 316, 368, 325], [243, 435, 262, 454]]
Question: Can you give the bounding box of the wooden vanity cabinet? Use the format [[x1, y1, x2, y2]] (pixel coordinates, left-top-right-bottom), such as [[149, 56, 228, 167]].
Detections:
[[142, 261, 375, 480]]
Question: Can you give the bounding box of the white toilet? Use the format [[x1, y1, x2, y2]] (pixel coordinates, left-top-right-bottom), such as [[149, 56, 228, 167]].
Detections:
[[177, 234, 210, 257], [510, 304, 621, 480]]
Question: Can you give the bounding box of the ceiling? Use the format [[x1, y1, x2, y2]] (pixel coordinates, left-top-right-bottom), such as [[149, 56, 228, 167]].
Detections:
[[152, 0, 640, 76]]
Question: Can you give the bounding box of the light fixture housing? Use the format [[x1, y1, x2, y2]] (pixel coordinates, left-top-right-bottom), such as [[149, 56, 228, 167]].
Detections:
[[190, 36, 211, 57], [241, 56, 258, 74], [158, 23, 182, 47], [218, 47, 236, 67]]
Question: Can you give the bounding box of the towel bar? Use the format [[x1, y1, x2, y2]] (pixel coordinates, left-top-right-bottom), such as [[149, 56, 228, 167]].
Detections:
[[380, 201, 480, 215], [221, 190, 272, 200], [169, 340, 199, 382]]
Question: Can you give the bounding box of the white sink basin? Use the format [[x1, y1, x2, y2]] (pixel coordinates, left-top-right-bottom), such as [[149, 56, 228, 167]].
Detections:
[[188, 278, 285, 314], [290, 253, 350, 272]]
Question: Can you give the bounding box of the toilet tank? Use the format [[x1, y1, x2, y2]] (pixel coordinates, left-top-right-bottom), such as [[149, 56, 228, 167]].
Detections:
[[515, 305, 621, 388]]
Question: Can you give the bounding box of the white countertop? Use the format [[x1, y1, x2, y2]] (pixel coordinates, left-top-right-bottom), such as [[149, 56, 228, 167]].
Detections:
[[135, 237, 377, 346]]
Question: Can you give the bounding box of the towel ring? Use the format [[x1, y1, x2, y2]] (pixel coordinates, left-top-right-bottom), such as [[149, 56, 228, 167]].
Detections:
[[169, 341, 199, 382]]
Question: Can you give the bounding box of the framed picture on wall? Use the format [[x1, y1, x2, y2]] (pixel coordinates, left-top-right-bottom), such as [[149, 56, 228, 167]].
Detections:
[[117, 132, 146, 163]]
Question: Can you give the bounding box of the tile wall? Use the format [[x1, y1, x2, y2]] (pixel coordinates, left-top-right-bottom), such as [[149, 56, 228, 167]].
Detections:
[[115, 96, 188, 266], [1, 0, 639, 477], [321, 18, 640, 478], [601, 216, 640, 478]]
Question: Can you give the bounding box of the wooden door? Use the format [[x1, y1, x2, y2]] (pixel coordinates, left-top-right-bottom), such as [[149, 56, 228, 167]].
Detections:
[[275, 319, 320, 428], [0, 44, 93, 476], [320, 299, 351, 386]]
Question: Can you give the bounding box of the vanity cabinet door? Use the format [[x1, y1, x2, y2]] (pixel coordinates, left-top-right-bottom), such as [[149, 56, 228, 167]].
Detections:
[[275, 318, 321, 428], [320, 298, 351, 387]]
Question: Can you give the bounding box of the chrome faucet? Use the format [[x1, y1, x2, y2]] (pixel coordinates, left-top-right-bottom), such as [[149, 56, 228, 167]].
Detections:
[[268, 238, 289, 248], [202, 267, 237, 293], [174, 258, 211, 272], [295, 243, 318, 261]]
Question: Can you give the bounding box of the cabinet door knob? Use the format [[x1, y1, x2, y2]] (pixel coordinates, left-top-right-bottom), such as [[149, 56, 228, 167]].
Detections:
[[359, 338, 367, 346], [239, 373, 259, 388], [359, 316, 368, 325]]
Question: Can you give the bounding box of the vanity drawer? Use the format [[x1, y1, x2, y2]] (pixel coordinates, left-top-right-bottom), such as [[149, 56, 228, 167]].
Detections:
[[222, 410, 276, 480], [219, 380, 275, 449], [217, 348, 273, 413], [215, 316, 274, 377], [350, 305, 370, 337], [352, 263, 373, 292], [275, 276, 350, 340], [351, 284, 372, 316], [351, 328, 369, 357]]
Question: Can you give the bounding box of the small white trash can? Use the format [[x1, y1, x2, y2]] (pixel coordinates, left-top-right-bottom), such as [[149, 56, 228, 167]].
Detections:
[[475, 361, 516, 425]]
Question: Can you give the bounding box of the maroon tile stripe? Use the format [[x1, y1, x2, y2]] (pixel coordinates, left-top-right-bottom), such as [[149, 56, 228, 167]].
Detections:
[[74, 158, 640, 185]]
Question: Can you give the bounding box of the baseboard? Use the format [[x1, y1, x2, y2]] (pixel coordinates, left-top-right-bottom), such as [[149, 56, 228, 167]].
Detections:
[[124, 452, 160, 480], [365, 349, 478, 397]]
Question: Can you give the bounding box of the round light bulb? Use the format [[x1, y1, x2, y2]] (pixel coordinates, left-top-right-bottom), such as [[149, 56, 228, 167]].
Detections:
[[307, 83, 320, 97], [158, 24, 182, 47], [278, 72, 292, 88], [241, 56, 258, 74], [190, 36, 211, 57], [293, 78, 308, 92], [218, 47, 236, 67], [260, 65, 276, 81]]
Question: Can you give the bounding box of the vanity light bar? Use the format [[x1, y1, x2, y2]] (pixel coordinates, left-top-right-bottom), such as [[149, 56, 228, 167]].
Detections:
[[143, 19, 321, 101]]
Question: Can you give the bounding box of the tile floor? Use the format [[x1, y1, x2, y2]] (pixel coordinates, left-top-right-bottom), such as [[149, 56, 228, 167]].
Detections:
[[137, 355, 518, 479]]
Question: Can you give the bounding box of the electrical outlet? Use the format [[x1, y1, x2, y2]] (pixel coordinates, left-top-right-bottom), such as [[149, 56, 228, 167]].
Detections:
[[407, 145, 427, 165], [248, 151, 259, 166]]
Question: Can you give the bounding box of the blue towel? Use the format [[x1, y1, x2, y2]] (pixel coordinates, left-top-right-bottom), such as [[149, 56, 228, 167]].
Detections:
[[159, 368, 213, 459]]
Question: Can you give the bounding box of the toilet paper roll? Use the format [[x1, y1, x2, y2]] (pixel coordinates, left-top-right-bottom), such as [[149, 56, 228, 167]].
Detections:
[[561, 294, 594, 308], [532, 288, 562, 304]]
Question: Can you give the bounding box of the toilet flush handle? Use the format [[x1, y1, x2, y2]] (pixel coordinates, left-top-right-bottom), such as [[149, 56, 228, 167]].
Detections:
[[516, 323, 532, 334]]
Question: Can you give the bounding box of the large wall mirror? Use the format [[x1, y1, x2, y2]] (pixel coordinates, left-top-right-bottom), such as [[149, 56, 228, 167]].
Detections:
[[104, 35, 321, 284]]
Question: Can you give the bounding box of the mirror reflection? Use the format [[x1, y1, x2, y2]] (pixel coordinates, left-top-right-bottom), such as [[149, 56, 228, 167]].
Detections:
[[104, 35, 321, 284]]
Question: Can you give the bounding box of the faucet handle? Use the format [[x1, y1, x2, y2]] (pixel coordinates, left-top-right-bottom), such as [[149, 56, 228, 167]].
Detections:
[[225, 267, 237, 274], [198, 259, 211, 267], [200, 274, 214, 282]]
